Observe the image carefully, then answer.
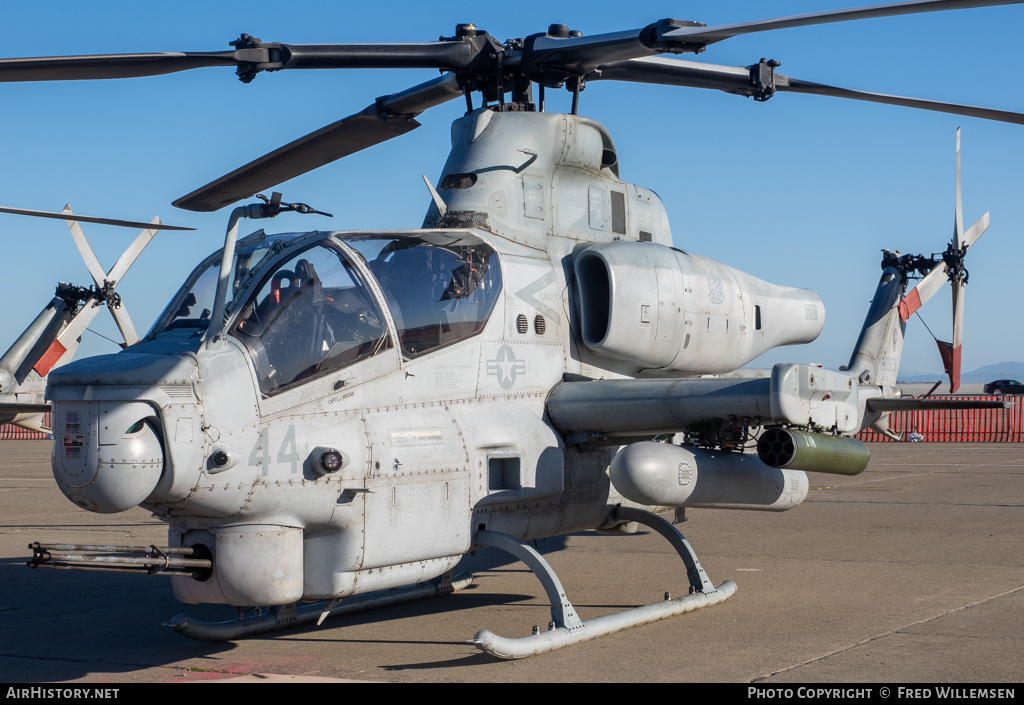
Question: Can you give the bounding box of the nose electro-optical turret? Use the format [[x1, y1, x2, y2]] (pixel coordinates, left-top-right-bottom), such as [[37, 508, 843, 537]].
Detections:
[[53, 402, 163, 513]]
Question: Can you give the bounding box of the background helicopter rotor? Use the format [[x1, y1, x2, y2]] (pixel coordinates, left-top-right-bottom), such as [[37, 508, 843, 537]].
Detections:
[[895, 129, 988, 392], [0, 205, 194, 350]]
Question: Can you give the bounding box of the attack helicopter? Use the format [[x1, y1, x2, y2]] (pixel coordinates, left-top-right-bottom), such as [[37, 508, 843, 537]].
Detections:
[[4, 0, 1022, 658]]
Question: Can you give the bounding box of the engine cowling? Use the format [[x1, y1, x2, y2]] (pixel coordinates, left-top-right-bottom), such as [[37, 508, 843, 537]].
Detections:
[[574, 241, 824, 373]]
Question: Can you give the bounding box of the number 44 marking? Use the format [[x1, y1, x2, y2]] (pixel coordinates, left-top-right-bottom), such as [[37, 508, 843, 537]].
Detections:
[[248, 425, 301, 476]]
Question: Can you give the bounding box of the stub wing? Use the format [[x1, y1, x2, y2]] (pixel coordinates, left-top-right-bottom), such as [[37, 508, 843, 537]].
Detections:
[[0, 401, 51, 434], [0, 402, 50, 414], [865, 397, 1009, 412], [547, 364, 865, 441], [548, 369, 1007, 441]]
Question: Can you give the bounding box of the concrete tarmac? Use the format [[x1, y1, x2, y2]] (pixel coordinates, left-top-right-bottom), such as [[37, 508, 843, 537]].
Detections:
[[1, 439, 1021, 683]]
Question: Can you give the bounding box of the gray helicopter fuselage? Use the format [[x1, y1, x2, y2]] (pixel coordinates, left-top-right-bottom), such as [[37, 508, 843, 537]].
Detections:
[[46, 110, 826, 607]]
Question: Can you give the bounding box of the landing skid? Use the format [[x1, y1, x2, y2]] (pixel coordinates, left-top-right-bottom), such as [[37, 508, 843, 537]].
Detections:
[[470, 506, 736, 659], [169, 570, 473, 641]]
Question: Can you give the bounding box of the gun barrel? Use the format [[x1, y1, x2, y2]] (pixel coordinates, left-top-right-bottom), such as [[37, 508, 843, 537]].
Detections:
[[28, 542, 211, 578]]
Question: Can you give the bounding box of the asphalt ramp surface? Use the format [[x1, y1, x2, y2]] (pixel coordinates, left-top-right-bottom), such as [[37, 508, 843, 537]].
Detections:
[[1, 440, 1021, 683]]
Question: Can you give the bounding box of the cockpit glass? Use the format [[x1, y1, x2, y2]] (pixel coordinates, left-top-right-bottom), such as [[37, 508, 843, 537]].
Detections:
[[344, 234, 502, 358], [150, 232, 286, 338], [230, 242, 391, 395]]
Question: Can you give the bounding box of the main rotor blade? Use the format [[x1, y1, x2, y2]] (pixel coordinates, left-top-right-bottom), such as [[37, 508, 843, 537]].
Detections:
[[174, 73, 463, 212], [267, 42, 481, 71], [175, 114, 415, 212], [0, 42, 483, 83], [525, 0, 1023, 78], [0, 51, 247, 82], [592, 57, 1024, 126], [0, 206, 194, 230], [777, 76, 1024, 126], [658, 0, 1024, 48], [524, 29, 656, 77], [592, 57, 754, 91], [3, 3, 1019, 88]]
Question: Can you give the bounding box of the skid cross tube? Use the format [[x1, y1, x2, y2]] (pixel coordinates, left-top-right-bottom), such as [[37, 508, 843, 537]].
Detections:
[[470, 507, 736, 659]]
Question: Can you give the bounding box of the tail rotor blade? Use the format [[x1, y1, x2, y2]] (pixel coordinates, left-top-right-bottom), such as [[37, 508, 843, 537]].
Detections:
[[107, 302, 139, 348], [950, 278, 966, 393], [107, 218, 160, 284], [954, 128, 964, 247], [33, 301, 103, 378], [962, 212, 990, 250], [899, 262, 948, 321], [63, 207, 108, 289], [954, 130, 989, 251]]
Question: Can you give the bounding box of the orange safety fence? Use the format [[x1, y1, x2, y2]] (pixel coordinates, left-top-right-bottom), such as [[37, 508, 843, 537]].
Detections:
[[857, 396, 1023, 442], [0, 413, 52, 440]]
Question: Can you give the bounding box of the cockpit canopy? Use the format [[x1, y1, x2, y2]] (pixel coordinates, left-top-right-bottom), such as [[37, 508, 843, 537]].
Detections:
[[347, 234, 500, 358], [154, 230, 290, 336], [231, 240, 390, 394], [148, 230, 502, 395]]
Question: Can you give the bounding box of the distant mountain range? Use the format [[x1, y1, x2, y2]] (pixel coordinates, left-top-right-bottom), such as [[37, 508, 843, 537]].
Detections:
[[898, 361, 1024, 384]]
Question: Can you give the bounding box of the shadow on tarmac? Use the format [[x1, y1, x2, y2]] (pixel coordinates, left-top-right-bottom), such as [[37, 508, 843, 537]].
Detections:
[[1, 536, 593, 680]]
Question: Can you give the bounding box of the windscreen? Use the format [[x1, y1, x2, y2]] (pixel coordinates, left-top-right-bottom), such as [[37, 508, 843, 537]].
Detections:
[[149, 232, 289, 340]]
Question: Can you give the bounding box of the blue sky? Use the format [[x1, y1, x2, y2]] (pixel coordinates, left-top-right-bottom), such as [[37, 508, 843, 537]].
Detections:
[[2, 0, 1022, 378]]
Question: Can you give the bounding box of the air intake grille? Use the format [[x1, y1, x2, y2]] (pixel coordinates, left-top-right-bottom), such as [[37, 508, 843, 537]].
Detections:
[[160, 384, 195, 399], [516, 313, 528, 334]]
